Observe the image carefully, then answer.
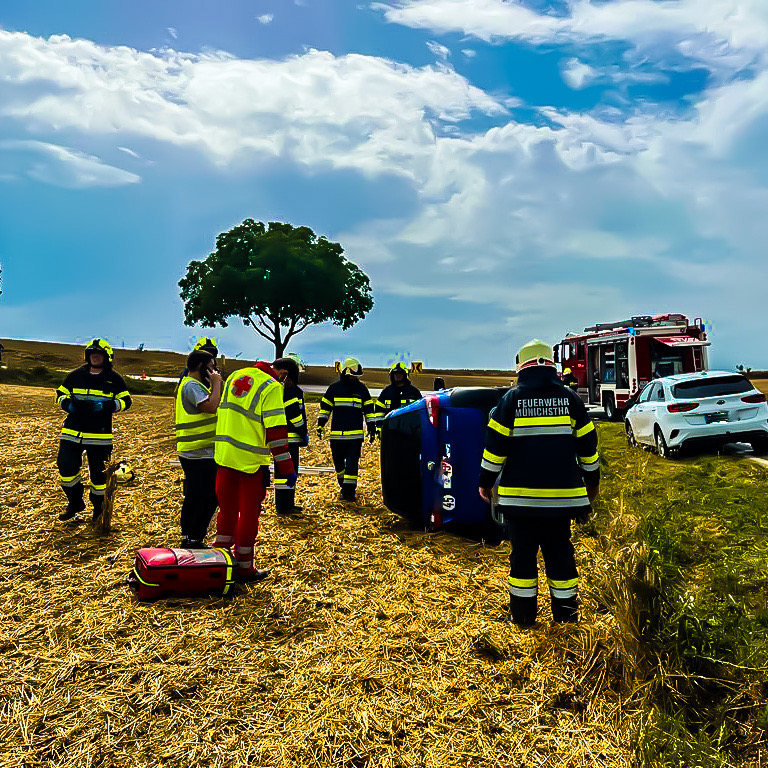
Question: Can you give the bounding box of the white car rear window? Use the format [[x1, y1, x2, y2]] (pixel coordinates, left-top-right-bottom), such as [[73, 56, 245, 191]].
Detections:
[[672, 376, 752, 399]]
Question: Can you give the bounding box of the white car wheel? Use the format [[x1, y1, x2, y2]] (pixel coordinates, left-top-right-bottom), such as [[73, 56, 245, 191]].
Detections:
[[655, 428, 675, 459]]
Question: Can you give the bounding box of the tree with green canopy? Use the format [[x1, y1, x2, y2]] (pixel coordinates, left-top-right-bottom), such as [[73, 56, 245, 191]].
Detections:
[[179, 219, 373, 358]]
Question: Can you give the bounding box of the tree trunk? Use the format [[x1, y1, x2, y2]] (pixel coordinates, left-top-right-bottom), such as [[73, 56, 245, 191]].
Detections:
[[273, 339, 285, 359]]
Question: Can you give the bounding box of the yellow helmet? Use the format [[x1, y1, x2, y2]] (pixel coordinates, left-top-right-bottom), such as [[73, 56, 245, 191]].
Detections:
[[85, 338, 114, 365], [341, 356, 363, 376], [563, 368, 572, 375], [194, 337, 218, 356], [390, 361, 409, 374], [515, 339, 555, 372]]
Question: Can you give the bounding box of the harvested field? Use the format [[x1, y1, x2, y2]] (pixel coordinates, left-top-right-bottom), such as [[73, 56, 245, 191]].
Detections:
[[0, 384, 629, 767], [0, 339, 515, 389]]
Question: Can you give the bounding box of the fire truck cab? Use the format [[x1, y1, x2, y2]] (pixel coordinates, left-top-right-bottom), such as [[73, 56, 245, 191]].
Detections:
[[554, 313, 709, 420]]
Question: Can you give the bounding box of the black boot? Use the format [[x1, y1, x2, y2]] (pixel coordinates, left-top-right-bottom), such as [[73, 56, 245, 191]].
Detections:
[[510, 595, 537, 626], [276, 488, 301, 516], [551, 596, 579, 623], [90, 493, 104, 523], [340, 486, 356, 502], [287, 489, 303, 513], [59, 485, 86, 521]]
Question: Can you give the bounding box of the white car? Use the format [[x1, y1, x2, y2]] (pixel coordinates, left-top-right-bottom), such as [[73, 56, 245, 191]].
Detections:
[[624, 370, 768, 458]]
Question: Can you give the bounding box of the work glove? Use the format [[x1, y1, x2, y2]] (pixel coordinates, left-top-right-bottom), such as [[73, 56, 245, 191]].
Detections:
[[61, 397, 76, 414], [285, 472, 298, 488], [300, 433, 310, 448], [91, 400, 117, 414], [73, 398, 96, 414], [316, 426, 325, 440]]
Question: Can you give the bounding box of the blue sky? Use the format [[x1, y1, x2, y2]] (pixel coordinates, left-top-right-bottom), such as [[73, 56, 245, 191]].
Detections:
[[1, 0, 767, 369]]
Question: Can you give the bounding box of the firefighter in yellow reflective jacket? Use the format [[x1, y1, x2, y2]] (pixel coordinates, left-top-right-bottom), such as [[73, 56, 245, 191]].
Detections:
[[174, 348, 222, 547], [316, 356, 376, 502], [478, 339, 600, 625], [213, 362, 296, 582], [55, 339, 132, 522]]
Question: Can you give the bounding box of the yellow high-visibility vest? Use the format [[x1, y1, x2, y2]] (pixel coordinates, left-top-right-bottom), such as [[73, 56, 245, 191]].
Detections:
[[174, 376, 217, 452], [214, 368, 287, 473]]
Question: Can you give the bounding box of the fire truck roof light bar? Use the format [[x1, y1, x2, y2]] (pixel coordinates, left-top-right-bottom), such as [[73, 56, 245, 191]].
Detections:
[[583, 314, 688, 333]]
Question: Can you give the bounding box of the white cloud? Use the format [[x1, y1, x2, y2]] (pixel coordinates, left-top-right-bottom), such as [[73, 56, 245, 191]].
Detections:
[[257, 14, 274, 25], [0, 31, 503, 177], [561, 57, 596, 89], [426, 40, 450, 60], [461, 48, 476, 58], [117, 146, 141, 159], [373, 0, 768, 75], [1, 26, 767, 366], [167, 27, 178, 40], [0, 140, 140, 187]]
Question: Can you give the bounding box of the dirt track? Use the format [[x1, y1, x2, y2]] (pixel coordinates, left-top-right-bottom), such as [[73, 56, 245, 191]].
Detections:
[[0, 384, 628, 767]]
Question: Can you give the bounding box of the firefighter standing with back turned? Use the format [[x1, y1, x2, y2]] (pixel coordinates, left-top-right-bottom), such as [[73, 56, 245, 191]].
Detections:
[[478, 339, 600, 625], [271, 357, 308, 515], [374, 362, 422, 426], [317, 357, 376, 503], [212, 361, 296, 582], [55, 339, 132, 523]]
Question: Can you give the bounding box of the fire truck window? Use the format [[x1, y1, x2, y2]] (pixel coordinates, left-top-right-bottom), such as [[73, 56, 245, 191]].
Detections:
[[600, 345, 616, 383], [616, 343, 629, 389]]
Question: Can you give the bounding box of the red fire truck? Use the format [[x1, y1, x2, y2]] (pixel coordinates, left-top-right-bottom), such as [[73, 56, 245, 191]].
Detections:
[[554, 313, 709, 420]]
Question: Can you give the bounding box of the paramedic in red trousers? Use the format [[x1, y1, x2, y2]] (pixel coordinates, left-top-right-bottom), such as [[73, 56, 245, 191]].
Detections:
[[213, 362, 296, 582], [55, 339, 132, 522], [374, 362, 422, 426], [174, 349, 222, 548], [272, 357, 308, 515], [316, 356, 376, 502], [478, 339, 600, 626]]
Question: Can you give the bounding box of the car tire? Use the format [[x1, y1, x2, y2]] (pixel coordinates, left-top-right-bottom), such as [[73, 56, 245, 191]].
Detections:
[[625, 420, 636, 447], [655, 427, 676, 459], [604, 393, 617, 421], [751, 437, 768, 456]]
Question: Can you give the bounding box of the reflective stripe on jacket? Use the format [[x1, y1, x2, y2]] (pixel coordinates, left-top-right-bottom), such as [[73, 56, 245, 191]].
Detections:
[[214, 367, 287, 473], [317, 376, 375, 438], [373, 382, 422, 422], [174, 376, 217, 452], [283, 383, 308, 445], [55, 365, 132, 445], [478, 366, 600, 517]]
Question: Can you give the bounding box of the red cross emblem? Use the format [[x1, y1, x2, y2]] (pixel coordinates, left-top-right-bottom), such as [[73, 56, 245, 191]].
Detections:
[[231, 375, 254, 398]]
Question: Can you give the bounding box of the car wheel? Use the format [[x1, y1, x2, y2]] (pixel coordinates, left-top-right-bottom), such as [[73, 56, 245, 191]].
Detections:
[[655, 427, 676, 459], [625, 420, 636, 447], [604, 394, 617, 421], [751, 437, 768, 456]]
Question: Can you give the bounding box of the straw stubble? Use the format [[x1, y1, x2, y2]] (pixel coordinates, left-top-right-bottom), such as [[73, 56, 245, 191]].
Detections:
[[0, 384, 629, 767]]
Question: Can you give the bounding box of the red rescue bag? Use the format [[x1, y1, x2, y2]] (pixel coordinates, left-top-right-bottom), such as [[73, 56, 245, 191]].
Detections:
[[127, 547, 235, 600]]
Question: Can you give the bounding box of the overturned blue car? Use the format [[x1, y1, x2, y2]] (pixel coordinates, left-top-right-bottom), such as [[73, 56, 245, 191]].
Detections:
[[379, 387, 510, 542]]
